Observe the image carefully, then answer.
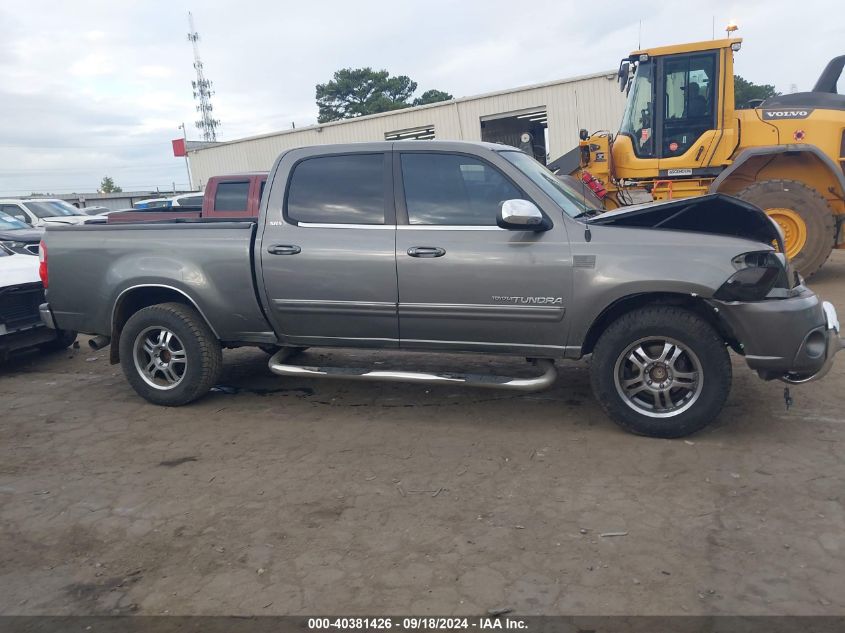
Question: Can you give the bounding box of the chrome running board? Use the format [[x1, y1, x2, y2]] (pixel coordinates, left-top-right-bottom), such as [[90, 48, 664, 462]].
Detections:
[[268, 353, 557, 392]]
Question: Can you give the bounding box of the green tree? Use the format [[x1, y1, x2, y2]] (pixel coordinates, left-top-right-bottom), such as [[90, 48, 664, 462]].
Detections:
[[99, 176, 122, 193], [316, 68, 452, 123], [412, 89, 453, 106], [734, 75, 779, 109]]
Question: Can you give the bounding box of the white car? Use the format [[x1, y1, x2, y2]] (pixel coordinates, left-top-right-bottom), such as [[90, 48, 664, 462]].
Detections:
[[0, 198, 90, 227], [0, 245, 76, 360], [171, 192, 204, 208], [133, 197, 172, 209]]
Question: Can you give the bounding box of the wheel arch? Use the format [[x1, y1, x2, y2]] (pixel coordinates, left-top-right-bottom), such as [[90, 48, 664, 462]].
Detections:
[[710, 144, 845, 203], [581, 292, 738, 357], [109, 285, 219, 364]]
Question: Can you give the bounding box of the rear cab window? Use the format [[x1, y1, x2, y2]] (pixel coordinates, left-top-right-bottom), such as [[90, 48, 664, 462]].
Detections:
[[285, 154, 386, 225], [214, 181, 250, 213]]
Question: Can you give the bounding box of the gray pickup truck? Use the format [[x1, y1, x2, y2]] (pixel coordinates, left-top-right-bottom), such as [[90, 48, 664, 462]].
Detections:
[[39, 141, 843, 437]]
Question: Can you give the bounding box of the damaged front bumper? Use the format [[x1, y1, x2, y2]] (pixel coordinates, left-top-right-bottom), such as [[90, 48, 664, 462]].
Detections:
[[714, 290, 844, 384]]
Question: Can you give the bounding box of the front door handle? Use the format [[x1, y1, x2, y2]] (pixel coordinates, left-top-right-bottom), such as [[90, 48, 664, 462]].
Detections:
[[267, 244, 301, 255], [407, 246, 446, 258]]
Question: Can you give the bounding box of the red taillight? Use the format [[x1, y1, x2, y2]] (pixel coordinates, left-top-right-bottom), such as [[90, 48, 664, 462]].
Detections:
[[38, 240, 48, 288], [581, 171, 608, 199]]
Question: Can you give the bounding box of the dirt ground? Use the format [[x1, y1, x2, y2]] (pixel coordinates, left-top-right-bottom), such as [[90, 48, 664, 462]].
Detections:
[[1, 252, 844, 617]]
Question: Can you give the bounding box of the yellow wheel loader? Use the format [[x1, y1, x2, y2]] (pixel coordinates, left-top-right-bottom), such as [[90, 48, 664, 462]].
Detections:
[[570, 38, 845, 277]]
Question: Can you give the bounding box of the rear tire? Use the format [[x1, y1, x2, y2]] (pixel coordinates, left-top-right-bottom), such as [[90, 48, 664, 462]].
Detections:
[[736, 179, 834, 278], [119, 302, 222, 406], [590, 307, 731, 438]]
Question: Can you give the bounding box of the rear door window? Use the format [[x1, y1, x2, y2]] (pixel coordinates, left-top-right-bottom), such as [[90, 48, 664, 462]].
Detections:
[[214, 181, 250, 213], [286, 154, 385, 225]]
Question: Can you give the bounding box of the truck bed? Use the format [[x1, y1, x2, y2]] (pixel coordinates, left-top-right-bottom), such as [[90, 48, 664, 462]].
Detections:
[[44, 222, 274, 344]]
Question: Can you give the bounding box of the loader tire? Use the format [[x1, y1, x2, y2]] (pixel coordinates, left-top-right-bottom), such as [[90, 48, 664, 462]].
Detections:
[[736, 179, 834, 278], [119, 302, 222, 406]]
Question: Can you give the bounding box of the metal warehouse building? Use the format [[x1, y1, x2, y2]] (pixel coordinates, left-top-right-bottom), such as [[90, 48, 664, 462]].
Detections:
[[187, 71, 626, 186]]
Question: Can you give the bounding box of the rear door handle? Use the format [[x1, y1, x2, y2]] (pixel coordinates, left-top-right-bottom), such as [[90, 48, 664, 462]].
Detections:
[[407, 246, 446, 258], [267, 244, 301, 255]]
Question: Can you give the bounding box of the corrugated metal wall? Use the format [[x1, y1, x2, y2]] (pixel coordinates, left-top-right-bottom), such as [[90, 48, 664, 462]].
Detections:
[[187, 72, 626, 186]]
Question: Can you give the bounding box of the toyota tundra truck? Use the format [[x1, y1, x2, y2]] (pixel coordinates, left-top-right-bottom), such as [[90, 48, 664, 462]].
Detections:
[[38, 142, 843, 438]]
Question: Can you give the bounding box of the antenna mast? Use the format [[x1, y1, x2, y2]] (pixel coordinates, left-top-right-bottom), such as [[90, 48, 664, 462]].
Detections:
[[187, 12, 220, 142]]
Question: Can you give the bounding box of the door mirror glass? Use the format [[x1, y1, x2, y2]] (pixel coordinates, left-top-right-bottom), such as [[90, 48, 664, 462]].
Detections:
[[497, 199, 548, 231], [13, 212, 30, 225]]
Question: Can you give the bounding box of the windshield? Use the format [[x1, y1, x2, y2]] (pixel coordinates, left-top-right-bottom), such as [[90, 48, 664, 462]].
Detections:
[[23, 200, 83, 218], [0, 211, 29, 230], [619, 60, 655, 158], [500, 151, 588, 217]]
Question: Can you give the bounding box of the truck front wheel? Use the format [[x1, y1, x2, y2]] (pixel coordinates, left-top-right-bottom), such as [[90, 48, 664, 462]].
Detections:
[[119, 302, 222, 406], [590, 307, 731, 438]]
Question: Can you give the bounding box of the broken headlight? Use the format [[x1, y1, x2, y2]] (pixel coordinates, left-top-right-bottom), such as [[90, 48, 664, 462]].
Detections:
[[714, 251, 790, 302]]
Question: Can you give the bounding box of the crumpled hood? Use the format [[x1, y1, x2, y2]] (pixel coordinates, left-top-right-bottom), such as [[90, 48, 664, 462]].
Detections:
[[586, 193, 783, 251], [0, 251, 40, 286]]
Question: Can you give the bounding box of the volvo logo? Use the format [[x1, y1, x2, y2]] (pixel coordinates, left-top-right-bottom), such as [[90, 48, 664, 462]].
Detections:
[[762, 109, 813, 120]]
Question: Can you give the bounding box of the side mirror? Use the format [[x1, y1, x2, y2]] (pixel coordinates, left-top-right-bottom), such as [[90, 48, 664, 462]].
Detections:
[[618, 61, 630, 92], [497, 199, 550, 231]]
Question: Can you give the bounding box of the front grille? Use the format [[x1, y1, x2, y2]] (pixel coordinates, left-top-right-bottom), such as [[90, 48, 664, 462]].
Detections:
[[0, 283, 44, 329], [24, 243, 39, 255]]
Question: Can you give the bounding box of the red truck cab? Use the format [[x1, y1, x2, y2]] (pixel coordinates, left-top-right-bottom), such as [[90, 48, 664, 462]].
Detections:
[[108, 173, 267, 223]]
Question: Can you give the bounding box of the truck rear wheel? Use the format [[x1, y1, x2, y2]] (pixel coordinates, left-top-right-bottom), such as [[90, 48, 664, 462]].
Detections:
[[119, 302, 222, 406], [736, 179, 834, 278], [590, 307, 731, 438]]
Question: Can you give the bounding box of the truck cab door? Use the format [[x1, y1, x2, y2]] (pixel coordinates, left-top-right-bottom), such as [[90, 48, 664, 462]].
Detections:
[[256, 147, 398, 347], [394, 150, 571, 356]]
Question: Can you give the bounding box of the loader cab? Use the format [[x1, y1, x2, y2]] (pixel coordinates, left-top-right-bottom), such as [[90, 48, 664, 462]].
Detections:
[[613, 39, 739, 176]]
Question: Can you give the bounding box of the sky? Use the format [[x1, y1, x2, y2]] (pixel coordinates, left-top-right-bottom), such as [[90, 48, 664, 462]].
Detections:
[[0, 0, 842, 196]]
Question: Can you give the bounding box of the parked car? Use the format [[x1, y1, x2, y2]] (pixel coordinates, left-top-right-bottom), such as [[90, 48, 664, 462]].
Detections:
[[0, 244, 76, 360], [80, 209, 135, 225], [0, 210, 42, 255], [133, 198, 172, 209], [171, 192, 204, 209], [0, 198, 90, 227], [40, 142, 843, 437], [81, 205, 111, 215], [108, 174, 266, 223]]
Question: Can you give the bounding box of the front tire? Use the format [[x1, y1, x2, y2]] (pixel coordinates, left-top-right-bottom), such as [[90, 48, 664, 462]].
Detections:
[[119, 302, 222, 406], [590, 307, 731, 438]]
